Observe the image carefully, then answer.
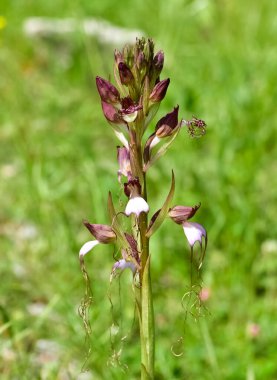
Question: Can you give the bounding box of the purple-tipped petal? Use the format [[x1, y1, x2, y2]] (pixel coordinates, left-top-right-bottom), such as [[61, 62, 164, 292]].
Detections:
[[79, 240, 100, 257], [149, 78, 170, 103], [182, 222, 206, 247]]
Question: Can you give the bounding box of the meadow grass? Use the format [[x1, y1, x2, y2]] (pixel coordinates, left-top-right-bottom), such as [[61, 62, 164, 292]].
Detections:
[[1, 0, 277, 379]]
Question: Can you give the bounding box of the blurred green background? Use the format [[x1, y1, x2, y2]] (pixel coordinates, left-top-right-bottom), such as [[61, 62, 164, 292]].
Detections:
[[1, 0, 277, 379]]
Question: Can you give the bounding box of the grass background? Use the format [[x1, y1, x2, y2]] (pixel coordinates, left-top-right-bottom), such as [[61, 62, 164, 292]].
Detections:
[[1, 0, 277, 379]]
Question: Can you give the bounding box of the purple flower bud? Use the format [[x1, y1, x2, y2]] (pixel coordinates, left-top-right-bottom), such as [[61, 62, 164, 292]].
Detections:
[[101, 101, 124, 125], [149, 78, 170, 103], [153, 50, 164, 74], [118, 62, 134, 86], [155, 106, 179, 138], [168, 204, 200, 225], [83, 221, 116, 244], [95, 76, 120, 104], [117, 146, 131, 181]]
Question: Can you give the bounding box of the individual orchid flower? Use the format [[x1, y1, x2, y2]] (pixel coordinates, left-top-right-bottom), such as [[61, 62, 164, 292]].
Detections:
[[110, 233, 140, 280], [144, 106, 180, 164], [124, 178, 149, 217], [79, 221, 116, 259], [119, 97, 142, 123], [169, 204, 207, 267]]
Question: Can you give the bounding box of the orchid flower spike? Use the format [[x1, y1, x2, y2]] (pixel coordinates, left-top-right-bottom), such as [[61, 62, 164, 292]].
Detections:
[[124, 178, 149, 217]]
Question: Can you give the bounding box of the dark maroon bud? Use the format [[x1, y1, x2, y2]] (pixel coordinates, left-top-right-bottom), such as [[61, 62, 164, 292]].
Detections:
[[83, 221, 116, 243], [149, 78, 170, 103], [143, 132, 156, 163], [168, 204, 200, 224], [96, 76, 120, 104], [153, 50, 164, 73], [155, 106, 179, 137], [101, 101, 124, 125], [124, 177, 141, 198], [118, 62, 134, 86]]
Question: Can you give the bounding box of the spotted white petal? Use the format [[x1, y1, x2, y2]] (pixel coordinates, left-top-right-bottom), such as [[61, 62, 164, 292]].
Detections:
[[149, 135, 161, 150], [125, 196, 149, 217], [79, 240, 100, 257], [182, 222, 206, 247]]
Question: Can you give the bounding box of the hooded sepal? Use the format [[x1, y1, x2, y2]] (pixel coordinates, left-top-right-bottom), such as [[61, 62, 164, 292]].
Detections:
[[149, 78, 170, 103], [168, 204, 201, 224], [96, 76, 120, 105], [83, 221, 116, 243]]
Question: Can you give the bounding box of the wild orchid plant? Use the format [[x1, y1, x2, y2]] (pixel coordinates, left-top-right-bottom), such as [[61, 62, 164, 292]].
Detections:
[[79, 38, 207, 379]]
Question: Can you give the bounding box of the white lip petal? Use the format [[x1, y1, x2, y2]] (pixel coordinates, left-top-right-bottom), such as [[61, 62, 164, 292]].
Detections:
[[182, 222, 206, 247], [112, 259, 136, 273], [110, 259, 137, 281], [125, 196, 149, 217], [122, 111, 138, 123], [79, 240, 100, 257], [149, 135, 161, 150], [114, 130, 129, 149]]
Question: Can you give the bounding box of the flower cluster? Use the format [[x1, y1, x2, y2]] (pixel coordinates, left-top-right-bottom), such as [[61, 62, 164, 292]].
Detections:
[[79, 38, 207, 280]]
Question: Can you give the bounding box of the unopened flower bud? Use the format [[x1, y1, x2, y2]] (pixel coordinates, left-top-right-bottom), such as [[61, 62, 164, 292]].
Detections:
[[118, 62, 134, 86], [153, 50, 164, 76], [95, 76, 120, 104], [169, 204, 200, 224], [149, 78, 170, 103], [83, 221, 116, 243]]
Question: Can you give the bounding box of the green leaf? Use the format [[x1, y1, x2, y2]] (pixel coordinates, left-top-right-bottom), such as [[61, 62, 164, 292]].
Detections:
[[146, 171, 175, 238], [144, 124, 181, 170]]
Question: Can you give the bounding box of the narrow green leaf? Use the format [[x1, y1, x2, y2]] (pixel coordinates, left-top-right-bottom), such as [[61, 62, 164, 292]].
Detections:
[[146, 171, 175, 238]]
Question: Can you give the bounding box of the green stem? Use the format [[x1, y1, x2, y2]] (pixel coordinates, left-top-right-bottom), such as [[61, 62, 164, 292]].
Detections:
[[129, 126, 155, 379]]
